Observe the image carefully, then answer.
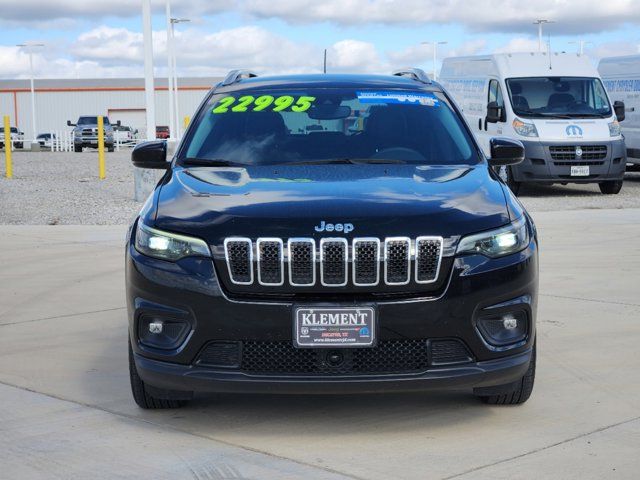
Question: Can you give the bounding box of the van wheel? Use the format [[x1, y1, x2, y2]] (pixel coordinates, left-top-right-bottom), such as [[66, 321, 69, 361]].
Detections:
[[497, 165, 521, 195], [475, 343, 536, 405], [599, 180, 623, 195], [129, 341, 190, 409], [74, 146, 82, 153], [108, 146, 115, 152]]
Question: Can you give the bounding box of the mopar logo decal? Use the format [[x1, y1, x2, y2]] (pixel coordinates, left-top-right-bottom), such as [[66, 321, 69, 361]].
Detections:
[[566, 125, 583, 137]]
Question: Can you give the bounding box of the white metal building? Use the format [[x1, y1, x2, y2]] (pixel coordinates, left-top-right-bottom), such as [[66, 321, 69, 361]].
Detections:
[[0, 77, 221, 139]]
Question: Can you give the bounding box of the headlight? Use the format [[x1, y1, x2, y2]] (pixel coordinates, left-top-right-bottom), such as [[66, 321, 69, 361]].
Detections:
[[456, 216, 529, 258], [135, 222, 210, 261], [608, 120, 621, 137], [512, 118, 538, 138]]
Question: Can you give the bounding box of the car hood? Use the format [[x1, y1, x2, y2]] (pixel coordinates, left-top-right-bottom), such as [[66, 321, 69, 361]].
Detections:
[[152, 164, 510, 245]]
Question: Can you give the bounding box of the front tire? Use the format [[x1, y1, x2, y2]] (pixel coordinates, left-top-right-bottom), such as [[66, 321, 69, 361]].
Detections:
[[74, 145, 82, 153], [599, 180, 623, 195], [129, 341, 190, 409], [475, 343, 536, 405]]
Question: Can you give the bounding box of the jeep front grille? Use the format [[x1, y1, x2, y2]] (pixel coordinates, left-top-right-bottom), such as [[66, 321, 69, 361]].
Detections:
[[223, 236, 443, 287]]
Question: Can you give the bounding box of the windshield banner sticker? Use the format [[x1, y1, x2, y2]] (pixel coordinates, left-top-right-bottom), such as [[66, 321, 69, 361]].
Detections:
[[356, 91, 440, 107], [212, 95, 316, 114]]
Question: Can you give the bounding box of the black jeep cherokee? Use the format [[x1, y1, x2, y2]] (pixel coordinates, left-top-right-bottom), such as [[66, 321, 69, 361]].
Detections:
[[126, 69, 538, 408]]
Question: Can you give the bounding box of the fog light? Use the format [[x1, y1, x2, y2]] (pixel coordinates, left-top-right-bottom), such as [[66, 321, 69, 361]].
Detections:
[[477, 311, 528, 347], [503, 315, 518, 330], [138, 315, 190, 350], [148, 321, 163, 334]]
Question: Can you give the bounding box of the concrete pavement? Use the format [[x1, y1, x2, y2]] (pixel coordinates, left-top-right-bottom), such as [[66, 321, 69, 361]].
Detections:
[[0, 210, 639, 479]]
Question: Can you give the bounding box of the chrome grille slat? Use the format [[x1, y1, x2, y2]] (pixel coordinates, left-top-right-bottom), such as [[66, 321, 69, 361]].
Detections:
[[224, 238, 253, 285], [415, 236, 443, 284], [222, 236, 443, 287], [320, 238, 348, 286], [257, 238, 284, 286], [353, 238, 380, 286], [288, 238, 316, 286], [384, 237, 411, 285]]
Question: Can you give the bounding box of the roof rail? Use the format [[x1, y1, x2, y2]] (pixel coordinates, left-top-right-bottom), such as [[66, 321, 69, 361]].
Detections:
[[391, 68, 431, 84], [221, 69, 258, 86]]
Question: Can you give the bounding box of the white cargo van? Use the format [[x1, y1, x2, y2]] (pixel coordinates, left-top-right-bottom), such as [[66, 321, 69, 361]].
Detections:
[[598, 55, 640, 167], [440, 52, 626, 194]]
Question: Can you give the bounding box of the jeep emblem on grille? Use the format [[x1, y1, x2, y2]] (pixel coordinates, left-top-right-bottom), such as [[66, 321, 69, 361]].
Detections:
[[315, 221, 354, 233]]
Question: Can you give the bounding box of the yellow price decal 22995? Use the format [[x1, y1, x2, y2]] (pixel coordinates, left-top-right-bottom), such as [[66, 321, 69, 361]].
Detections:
[[212, 95, 316, 114]]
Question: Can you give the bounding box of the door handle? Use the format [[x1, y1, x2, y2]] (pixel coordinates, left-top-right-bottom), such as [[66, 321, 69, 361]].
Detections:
[[478, 118, 482, 130]]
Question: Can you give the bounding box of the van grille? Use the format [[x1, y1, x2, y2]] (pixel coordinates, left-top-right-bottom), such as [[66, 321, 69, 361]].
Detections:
[[223, 236, 443, 288], [549, 145, 607, 161]]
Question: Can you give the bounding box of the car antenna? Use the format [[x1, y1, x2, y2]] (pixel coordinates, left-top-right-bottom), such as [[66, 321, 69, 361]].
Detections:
[[548, 34, 553, 70], [323, 49, 327, 74]]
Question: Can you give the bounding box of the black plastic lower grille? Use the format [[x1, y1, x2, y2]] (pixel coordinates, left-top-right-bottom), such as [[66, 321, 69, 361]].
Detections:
[[429, 339, 474, 366]]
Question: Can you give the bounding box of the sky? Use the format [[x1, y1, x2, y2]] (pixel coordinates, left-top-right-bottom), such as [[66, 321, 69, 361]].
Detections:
[[1, 0, 640, 79]]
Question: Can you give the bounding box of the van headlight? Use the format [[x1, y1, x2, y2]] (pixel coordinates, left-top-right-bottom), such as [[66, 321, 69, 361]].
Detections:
[[512, 118, 538, 138], [608, 120, 621, 137], [456, 216, 529, 258], [135, 222, 210, 261]]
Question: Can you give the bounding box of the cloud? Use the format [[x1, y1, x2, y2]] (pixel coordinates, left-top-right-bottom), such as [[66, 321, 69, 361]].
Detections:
[[494, 37, 540, 53], [0, 0, 229, 22], [244, 0, 640, 34], [327, 40, 386, 73], [3, 1, 640, 35], [587, 41, 640, 60]]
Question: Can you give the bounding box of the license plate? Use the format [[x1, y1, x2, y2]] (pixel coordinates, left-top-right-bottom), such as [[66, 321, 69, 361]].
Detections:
[[294, 306, 375, 348], [570, 165, 590, 176]]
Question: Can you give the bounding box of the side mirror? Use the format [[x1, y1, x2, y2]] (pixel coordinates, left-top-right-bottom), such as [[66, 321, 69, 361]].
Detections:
[[116, 120, 122, 127], [614, 101, 625, 122], [67, 120, 76, 127], [486, 101, 503, 123], [488, 137, 524, 166], [132, 141, 169, 169]]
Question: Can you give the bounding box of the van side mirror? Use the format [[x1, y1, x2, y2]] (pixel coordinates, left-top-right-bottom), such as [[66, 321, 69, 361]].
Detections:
[[116, 120, 122, 127], [132, 141, 169, 169], [488, 137, 524, 166], [67, 120, 76, 127], [614, 101, 625, 122], [486, 102, 502, 123]]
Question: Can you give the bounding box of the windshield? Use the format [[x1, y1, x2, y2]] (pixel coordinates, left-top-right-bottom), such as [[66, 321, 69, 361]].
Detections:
[[506, 77, 612, 118], [180, 88, 479, 166], [78, 116, 111, 125]]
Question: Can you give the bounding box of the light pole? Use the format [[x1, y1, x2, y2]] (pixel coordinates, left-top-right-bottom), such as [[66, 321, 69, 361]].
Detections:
[[165, 1, 175, 141], [421, 41, 447, 81], [142, 0, 156, 142], [569, 40, 592, 55], [533, 20, 554, 52], [16, 42, 44, 143], [170, 18, 190, 138]]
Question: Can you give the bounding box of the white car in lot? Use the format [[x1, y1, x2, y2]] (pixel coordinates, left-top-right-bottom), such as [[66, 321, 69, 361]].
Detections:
[[0, 126, 24, 149], [37, 133, 56, 148], [113, 125, 136, 145]]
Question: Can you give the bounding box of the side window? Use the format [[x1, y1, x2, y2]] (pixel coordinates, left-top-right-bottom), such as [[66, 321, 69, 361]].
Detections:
[[488, 79, 504, 108]]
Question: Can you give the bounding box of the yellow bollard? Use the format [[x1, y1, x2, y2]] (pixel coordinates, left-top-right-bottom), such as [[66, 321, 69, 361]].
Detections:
[[183, 115, 191, 129], [3, 115, 12, 179], [97, 115, 105, 180]]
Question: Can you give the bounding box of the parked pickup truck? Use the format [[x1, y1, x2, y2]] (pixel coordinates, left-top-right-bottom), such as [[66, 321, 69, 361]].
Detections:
[[67, 115, 119, 152], [0, 126, 24, 149]]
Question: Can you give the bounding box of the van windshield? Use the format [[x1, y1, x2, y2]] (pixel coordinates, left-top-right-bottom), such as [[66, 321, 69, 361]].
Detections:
[[506, 77, 612, 118], [180, 88, 479, 166]]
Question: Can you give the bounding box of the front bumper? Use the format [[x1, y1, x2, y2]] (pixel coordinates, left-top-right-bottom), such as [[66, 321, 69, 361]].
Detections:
[[134, 348, 532, 394], [127, 225, 538, 394], [513, 138, 626, 183]]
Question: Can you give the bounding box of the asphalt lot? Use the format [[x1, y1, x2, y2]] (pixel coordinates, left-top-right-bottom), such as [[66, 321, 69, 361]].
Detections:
[[1, 151, 640, 224], [1, 209, 639, 479]]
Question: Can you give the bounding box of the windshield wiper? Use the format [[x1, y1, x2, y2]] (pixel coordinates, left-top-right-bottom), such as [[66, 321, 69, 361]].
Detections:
[[182, 157, 245, 167], [286, 158, 407, 166]]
